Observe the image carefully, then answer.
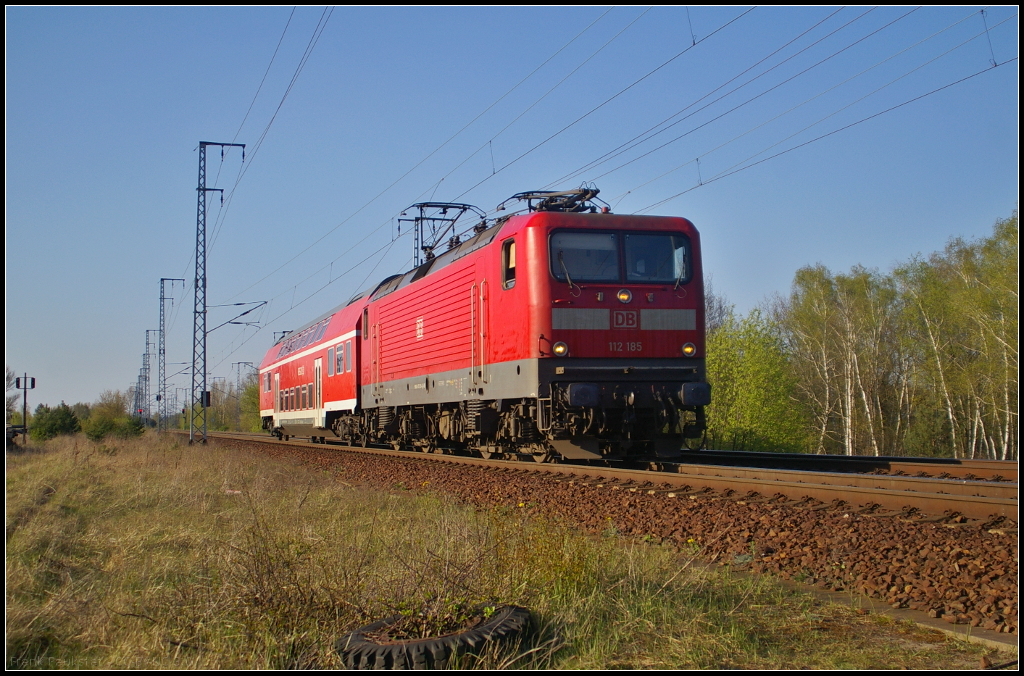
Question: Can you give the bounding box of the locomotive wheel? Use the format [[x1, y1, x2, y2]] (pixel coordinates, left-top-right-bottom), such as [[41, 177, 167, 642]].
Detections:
[[335, 605, 530, 670]]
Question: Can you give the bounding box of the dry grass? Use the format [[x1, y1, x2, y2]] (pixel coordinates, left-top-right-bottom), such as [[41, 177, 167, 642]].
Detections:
[[6, 434, 995, 669]]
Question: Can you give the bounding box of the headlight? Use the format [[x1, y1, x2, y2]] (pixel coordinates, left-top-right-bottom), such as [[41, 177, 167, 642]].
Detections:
[[617, 289, 632, 303], [553, 341, 569, 356], [682, 342, 696, 356]]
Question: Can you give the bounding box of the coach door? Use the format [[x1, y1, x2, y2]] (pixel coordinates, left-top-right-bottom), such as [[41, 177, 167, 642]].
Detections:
[[314, 358, 323, 428], [273, 373, 280, 419], [471, 271, 490, 387], [480, 278, 489, 384]]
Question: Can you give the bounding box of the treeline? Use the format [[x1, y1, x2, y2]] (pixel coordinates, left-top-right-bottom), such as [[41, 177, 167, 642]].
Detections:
[[12, 391, 145, 442], [173, 376, 262, 434], [705, 210, 1017, 460]]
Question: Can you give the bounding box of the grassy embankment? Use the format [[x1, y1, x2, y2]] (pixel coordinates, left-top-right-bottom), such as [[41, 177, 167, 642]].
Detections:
[[6, 434, 992, 669]]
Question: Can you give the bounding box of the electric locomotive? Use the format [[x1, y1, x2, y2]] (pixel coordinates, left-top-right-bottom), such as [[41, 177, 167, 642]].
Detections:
[[258, 188, 710, 462]]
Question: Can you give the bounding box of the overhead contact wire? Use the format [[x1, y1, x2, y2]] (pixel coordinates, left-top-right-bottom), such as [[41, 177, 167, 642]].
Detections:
[[602, 6, 985, 199], [638, 57, 1018, 213], [451, 6, 758, 203], [543, 6, 848, 189], [221, 7, 614, 304], [586, 6, 921, 187]]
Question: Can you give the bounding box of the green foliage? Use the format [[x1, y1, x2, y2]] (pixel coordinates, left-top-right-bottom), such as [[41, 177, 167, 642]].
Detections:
[[29, 403, 81, 441], [82, 415, 144, 442], [705, 309, 809, 452], [893, 210, 1018, 459], [81, 390, 143, 441], [70, 402, 91, 422], [239, 380, 262, 433], [770, 210, 1017, 459]]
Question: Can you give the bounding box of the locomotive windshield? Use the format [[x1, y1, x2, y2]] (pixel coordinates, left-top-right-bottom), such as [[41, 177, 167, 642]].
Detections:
[[550, 232, 619, 282], [624, 233, 688, 284], [550, 230, 690, 284]]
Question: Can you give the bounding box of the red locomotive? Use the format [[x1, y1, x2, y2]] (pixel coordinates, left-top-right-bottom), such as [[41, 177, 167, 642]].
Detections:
[[258, 188, 710, 461]]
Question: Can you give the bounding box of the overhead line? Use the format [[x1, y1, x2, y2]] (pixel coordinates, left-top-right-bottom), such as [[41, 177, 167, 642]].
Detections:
[[609, 9, 1000, 202], [432, 7, 652, 186], [209, 235, 410, 371], [542, 6, 853, 188], [450, 6, 758, 203], [169, 7, 329, 344], [233, 7, 297, 144], [638, 58, 1018, 213], [586, 6, 921, 185], [208, 6, 334, 251], [220, 7, 615, 304]]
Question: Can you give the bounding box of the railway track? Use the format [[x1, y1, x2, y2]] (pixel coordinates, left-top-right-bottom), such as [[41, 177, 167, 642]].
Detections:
[[669, 449, 1017, 482], [195, 431, 1018, 636], [198, 432, 1016, 521]]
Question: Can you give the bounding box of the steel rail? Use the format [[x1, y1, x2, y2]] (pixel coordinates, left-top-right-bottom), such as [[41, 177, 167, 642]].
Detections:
[[201, 432, 1017, 521], [671, 449, 1017, 482]]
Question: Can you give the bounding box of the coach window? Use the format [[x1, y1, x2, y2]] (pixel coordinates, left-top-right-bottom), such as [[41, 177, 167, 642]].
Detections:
[[502, 239, 516, 289], [345, 339, 353, 372], [328, 347, 335, 376], [337, 342, 345, 374]]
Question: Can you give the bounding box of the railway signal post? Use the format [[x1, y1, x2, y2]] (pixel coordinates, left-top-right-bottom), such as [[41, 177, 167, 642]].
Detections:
[[14, 373, 35, 444]]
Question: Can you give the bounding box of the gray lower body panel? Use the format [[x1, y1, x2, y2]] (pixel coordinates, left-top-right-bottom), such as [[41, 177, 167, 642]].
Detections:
[[363, 357, 705, 408]]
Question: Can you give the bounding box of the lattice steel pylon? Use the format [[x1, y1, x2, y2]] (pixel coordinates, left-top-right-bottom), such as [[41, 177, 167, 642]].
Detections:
[[190, 141, 244, 444], [143, 330, 156, 421], [159, 278, 184, 432]]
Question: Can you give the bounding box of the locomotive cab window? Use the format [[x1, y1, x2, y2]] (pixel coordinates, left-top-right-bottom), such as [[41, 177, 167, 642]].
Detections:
[[624, 233, 690, 284], [550, 232, 619, 282], [502, 239, 516, 289]]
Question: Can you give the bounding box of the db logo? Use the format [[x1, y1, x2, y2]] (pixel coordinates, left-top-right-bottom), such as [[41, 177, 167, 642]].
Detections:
[[613, 310, 638, 329]]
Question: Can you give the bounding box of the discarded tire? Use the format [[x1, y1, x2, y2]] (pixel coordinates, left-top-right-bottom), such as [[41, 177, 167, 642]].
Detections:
[[335, 605, 531, 670]]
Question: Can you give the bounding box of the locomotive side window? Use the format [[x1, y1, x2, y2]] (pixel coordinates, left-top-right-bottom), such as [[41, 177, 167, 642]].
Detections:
[[345, 339, 353, 372], [362, 309, 369, 340], [502, 239, 516, 289], [550, 232, 619, 282], [624, 233, 690, 284], [328, 347, 335, 376]]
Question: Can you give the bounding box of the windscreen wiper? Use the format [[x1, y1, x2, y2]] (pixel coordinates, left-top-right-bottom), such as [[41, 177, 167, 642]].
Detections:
[[557, 250, 581, 296], [673, 251, 688, 291]]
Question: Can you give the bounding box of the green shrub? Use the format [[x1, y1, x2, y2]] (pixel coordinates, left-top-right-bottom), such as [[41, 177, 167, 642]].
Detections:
[[82, 414, 144, 441], [29, 403, 81, 441]]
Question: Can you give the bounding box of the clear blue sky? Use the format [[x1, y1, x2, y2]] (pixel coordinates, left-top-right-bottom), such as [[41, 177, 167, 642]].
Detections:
[[6, 6, 1019, 408]]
